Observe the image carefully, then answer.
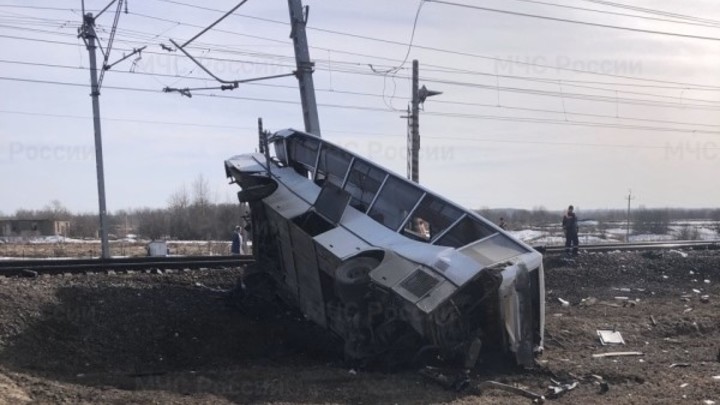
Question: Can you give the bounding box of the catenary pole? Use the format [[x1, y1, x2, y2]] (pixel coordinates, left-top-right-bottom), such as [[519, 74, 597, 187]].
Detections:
[[80, 13, 110, 259], [288, 0, 321, 136], [409, 60, 420, 183]]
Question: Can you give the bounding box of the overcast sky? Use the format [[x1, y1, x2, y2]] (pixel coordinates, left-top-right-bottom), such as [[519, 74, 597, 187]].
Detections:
[[1, 0, 719, 215]]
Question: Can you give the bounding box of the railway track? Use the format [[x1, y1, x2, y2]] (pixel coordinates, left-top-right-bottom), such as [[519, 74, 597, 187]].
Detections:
[[1, 240, 718, 276], [0, 255, 254, 277], [536, 240, 720, 254]]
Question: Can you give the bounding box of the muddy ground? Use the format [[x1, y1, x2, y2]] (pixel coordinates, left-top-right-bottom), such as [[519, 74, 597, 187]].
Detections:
[[0, 249, 719, 404]]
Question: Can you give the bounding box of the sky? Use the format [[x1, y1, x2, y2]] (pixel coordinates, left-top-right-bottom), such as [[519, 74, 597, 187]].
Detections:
[[0, 0, 719, 215]]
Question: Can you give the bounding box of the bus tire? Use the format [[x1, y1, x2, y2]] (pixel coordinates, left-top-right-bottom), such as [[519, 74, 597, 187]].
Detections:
[[334, 256, 380, 303]]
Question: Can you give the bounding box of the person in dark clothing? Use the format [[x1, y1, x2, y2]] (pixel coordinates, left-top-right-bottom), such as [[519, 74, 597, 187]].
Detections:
[[231, 225, 243, 255], [498, 217, 507, 230], [231, 225, 246, 288], [562, 205, 579, 256]]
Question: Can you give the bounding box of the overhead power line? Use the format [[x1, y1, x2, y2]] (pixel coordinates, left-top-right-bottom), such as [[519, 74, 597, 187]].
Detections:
[[135, 1, 720, 89], [8, 15, 720, 99], [5, 2, 720, 93], [5, 26, 720, 111], [577, 0, 720, 26], [5, 28, 720, 115], [505, 0, 720, 28], [3, 108, 718, 151], [5, 57, 720, 130], [425, 0, 720, 42], [4, 75, 720, 135]]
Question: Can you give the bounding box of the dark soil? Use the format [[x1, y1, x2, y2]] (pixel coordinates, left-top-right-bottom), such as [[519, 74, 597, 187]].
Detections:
[[1, 249, 719, 404]]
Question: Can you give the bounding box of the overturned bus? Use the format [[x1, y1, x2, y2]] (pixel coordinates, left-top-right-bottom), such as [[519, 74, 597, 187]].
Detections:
[[225, 129, 544, 368]]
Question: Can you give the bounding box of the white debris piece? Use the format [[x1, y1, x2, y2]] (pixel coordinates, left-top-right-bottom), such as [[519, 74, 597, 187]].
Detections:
[[668, 250, 688, 258], [597, 330, 625, 345], [558, 298, 570, 307], [704, 279, 711, 284]]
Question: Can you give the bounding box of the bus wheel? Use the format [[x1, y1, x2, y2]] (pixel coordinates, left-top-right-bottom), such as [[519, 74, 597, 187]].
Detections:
[[334, 257, 379, 303]]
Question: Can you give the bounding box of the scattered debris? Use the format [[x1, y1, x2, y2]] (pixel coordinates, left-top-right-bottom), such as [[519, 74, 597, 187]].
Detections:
[[19, 269, 38, 278], [713, 375, 720, 381], [693, 289, 702, 294], [669, 363, 691, 368], [580, 297, 598, 307], [650, 315, 657, 326], [668, 250, 688, 258], [592, 351, 644, 358], [476, 381, 545, 404], [597, 330, 625, 345], [701, 295, 710, 303], [348, 369, 357, 375], [419, 367, 469, 392], [683, 307, 693, 313], [704, 279, 711, 284], [545, 380, 578, 400], [680, 382, 689, 388], [703, 400, 716, 405], [614, 296, 629, 301], [558, 298, 570, 307]]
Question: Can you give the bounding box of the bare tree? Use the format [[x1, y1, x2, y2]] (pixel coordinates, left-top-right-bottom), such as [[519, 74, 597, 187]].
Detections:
[[634, 207, 670, 235], [192, 174, 211, 210]]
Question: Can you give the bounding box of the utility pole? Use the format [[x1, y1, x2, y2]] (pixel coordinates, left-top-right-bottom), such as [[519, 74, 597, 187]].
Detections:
[[80, 12, 110, 259], [406, 60, 441, 184], [625, 189, 635, 242], [288, 0, 321, 137]]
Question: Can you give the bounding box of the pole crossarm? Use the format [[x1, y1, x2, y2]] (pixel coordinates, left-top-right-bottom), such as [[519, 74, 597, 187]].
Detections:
[[163, 72, 296, 97], [104, 46, 146, 71], [167, 37, 295, 91]]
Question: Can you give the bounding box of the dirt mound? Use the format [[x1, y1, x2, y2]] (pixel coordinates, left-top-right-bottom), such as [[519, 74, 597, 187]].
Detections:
[[0, 372, 31, 404], [0, 250, 718, 403]]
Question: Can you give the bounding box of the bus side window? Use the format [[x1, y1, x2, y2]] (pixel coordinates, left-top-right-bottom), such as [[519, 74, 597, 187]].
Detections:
[[436, 216, 496, 248], [402, 194, 463, 243], [343, 160, 385, 212], [316, 145, 352, 188], [368, 177, 423, 231]]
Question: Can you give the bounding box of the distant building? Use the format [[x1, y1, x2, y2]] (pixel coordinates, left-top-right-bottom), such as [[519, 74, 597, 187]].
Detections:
[[0, 219, 70, 238]]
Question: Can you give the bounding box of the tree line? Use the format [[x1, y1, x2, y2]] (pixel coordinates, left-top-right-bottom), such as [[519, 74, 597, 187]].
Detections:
[[4, 184, 718, 240], [476, 206, 720, 235], [4, 176, 247, 241]]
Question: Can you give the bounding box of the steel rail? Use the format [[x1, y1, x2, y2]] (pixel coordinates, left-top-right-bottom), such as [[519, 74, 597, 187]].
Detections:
[[535, 240, 720, 254], [0, 255, 254, 276]]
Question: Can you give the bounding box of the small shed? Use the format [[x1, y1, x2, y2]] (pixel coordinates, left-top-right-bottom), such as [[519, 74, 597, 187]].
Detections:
[[146, 240, 169, 257]]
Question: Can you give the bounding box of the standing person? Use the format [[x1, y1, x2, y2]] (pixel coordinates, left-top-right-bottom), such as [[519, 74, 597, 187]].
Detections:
[[562, 205, 579, 257], [231, 225, 244, 255], [498, 217, 507, 230], [231, 225, 246, 288]]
